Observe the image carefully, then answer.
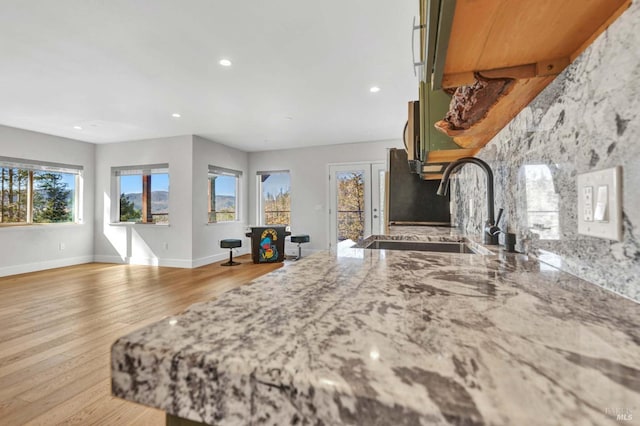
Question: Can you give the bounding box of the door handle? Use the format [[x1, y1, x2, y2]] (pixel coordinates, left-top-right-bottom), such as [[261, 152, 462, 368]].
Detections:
[[373, 215, 379, 219]]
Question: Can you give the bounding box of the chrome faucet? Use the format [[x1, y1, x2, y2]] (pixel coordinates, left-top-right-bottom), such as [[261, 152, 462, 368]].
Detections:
[[436, 157, 502, 245]]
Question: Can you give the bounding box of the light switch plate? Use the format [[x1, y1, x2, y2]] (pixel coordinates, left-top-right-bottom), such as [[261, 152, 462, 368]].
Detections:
[[577, 166, 622, 241], [583, 186, 593, 221]]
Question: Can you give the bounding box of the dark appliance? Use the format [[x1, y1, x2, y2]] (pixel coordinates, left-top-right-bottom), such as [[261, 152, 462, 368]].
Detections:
[[387, 148, 451, 225], [245, 226, 290, 263]]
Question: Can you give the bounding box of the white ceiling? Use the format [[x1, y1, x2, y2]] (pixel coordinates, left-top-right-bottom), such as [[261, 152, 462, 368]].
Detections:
[[0, 1, 417, 151]]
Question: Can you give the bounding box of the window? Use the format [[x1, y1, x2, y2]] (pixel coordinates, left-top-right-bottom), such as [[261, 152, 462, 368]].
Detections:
[[523, 164, 560, 240], [0, 157, 82, 225], [257, 170, 291, 225], [112, 164, 169, 224], [208, 166, 241, 223]]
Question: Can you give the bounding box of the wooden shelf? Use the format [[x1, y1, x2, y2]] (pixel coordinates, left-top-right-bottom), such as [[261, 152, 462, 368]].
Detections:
[[419, 147, 479, 180], [439, 76, 555, 149], [428, 0, 632, 150]]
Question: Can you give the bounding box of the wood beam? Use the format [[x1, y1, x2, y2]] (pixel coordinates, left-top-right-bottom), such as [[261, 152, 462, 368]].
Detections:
[[142, 174, 152, 223], [441, 58, 570, 89]]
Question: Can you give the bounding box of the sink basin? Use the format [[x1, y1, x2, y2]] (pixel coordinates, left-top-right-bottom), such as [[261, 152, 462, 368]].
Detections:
[[364, 240, 477, 254]]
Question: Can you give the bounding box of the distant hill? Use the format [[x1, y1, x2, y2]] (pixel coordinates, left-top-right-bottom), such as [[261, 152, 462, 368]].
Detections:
[[123, 191, 169, 213], [122, 192, 235, 213], [214, 195, 236, 210]]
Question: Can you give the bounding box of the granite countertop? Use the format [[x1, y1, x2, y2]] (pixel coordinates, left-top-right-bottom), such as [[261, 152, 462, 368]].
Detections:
[[111, 228, 640, 425]]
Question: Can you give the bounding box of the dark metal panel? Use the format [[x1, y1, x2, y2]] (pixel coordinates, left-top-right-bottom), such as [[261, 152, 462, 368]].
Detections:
[[387, 148, 450, 223]]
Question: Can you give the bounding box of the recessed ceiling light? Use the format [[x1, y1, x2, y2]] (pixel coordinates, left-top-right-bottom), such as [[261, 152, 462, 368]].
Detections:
[[73, 125, 82, 130], [172, 113, 181, 118], [370, 86, 381, 93], [219, 59, 232, 67]]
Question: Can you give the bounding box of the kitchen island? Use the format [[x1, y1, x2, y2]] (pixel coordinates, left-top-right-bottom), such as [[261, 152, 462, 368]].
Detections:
[[111, 229, 640, 425]]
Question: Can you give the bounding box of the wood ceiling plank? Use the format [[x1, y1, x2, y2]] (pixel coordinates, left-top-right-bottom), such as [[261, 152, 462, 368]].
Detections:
[[476, 0, 573, 69], [444, 0, 507, 74], [426, 148, 479, 163], [445, 0, 629, 74], [571, 0, 632, 61]]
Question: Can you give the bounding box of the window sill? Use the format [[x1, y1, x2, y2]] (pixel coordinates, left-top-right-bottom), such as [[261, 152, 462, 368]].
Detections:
[[109, 222, 170, 227], [0, 222, 84, 230], [206, 221, 242, 226]]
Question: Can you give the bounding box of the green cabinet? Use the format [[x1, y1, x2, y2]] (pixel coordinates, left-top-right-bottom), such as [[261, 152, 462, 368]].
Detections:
[[412, 0, 473, 179], [418, 81, 461, 162]]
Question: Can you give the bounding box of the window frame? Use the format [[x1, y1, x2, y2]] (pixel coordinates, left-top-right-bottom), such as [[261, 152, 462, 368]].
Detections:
[[256, 170, 291, 226], [0, 156, 83, 226], [207, 166, 242, 224], [111, 164, 170, 225]]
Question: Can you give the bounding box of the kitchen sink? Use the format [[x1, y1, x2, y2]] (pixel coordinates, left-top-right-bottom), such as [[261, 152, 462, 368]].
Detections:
[[364, 240, 478, 254]]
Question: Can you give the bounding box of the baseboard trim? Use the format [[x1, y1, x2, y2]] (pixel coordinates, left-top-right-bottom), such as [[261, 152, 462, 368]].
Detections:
[[192, 248, 251, 268], [0, 256, 94, 277], [93, 255, 125, 264], [1, 249, 256, 275], [93, 255, 192, 268]]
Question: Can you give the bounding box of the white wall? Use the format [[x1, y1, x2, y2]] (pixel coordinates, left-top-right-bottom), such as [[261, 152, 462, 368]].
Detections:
[[93, 135, 194, 267], [191, 136, 250, 266], [0, 125, 95, 276], [0, 128, 401, 274], [248, 139, 402, 252]]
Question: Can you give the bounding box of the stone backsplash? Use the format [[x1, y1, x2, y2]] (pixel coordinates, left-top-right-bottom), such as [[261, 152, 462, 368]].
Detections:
[[451, 1, 640, 300]]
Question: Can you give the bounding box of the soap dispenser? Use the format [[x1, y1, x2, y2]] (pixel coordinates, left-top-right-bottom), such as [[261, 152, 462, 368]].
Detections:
[[505, 233, 517, 253]]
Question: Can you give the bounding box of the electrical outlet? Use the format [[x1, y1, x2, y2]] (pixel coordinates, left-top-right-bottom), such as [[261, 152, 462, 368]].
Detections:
[[163, 242, 169, 250], [59, 243, 65, 251], [577, 166, 622, 241]]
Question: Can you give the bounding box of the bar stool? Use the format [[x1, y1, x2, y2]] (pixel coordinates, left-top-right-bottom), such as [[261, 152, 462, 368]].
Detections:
[[290, 235, 310, 260], [220, 239, 242, 266]]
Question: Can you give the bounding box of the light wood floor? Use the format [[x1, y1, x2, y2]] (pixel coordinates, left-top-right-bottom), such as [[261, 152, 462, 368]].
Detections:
[[0, 256, 282, 425]]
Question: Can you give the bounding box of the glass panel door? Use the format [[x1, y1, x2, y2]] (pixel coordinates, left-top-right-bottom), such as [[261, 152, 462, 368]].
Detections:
[[371, 163, 386, 235], [329, 162, 385, 249]]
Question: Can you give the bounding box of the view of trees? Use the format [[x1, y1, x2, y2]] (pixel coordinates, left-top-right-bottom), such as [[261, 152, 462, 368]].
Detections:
[[524, 165, 560, 240], [337, 171, 365, 242], [33, 172, 73, 223], [0, 168, 74, 223], [119, 190, 169, 223], [0, 168, 28, 222], [208, 174, 237, 223], [119, 193, 141, 222], [117, 172, 169, 224], [209, 195, 236, 222], [264, 188, 290, 225], [260, 172, 290, 225]]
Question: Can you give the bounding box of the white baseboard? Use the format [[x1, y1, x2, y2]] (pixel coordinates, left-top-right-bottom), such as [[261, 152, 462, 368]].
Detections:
[[0, 256, 94, 277], [93, 255, 192, 268], [1, 248, 255, 276], [192, 248, 251, 268], [95, 248, 252, 269], [157, 258, 193, 268], [93, 255, 125, 264]]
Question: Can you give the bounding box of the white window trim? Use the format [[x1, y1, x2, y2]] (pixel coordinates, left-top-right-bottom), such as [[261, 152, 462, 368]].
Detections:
[[110, 164, 170, 225], [0, 156, 83, 226], [256, 170, 291, 226], [208, 166, 242, 224]]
